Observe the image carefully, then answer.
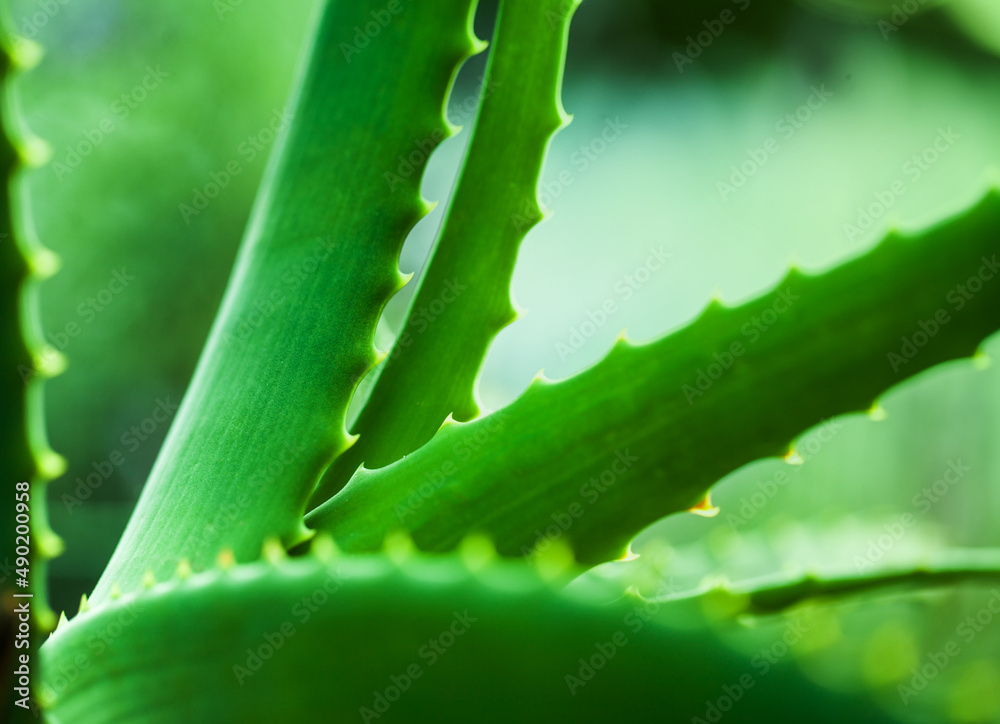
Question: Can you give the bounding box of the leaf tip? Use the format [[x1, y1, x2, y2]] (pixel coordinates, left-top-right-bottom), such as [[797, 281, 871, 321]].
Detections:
[[175, 558, 193, 579], [384, 529, 415, 564], [616, 543, 640, 562], [216, 548, 236, 570], [532, 537, 576, 580], [867, 403, 888, 421], [459, 533, 496, 570], [37, 449, 67, 481], [261, 538, 286, 564], [688, 492, 720, 518], [706, 288, 728, 309], [20, 135, 52, 168], [437, 412, 462, 432], [509, 295, 528, 321], [30, 246, 61, 280], [783, 446, 805, 466], [33, 346, 67, 379], [11, 36, 44, 70], [471, 36, 489, 55], [529, 368, 554, 387], [614, 327, 636, 348], [420, 197, 439, 217], [311, 533, 340, 562]]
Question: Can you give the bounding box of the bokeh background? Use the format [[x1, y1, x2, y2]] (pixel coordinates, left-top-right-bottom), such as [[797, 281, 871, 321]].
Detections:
[[11, 0, 1000, 720]]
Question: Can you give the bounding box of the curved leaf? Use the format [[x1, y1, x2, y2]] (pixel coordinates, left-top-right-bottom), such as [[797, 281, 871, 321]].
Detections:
[[0, 25, 65, 642], [91, 0, 484, 605], [42, 548, 897, 724], [309, 190, 1000, 566], [311, 0, 578, 506]]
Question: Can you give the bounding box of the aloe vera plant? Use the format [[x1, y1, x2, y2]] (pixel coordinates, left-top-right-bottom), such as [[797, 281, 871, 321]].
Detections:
[[5, 0, 1000, 722]]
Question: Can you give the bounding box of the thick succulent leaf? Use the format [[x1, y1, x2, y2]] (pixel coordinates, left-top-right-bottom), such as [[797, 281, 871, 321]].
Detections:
[[1, 23, 63, 663], [310, 0, 577, 506], [90, 0, 483, 605], [308, 190, 1000, 565], [41, 549, 898, 724], [1, 30, 67, 722], [654, 547, 1000, 615]]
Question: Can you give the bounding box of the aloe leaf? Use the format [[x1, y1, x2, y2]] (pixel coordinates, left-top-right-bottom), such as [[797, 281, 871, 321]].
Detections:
[[1, 28, 66, 722], [657, 548, 1000, 615], [308, 190, 1000, 566], [1, 29, 63, 624], [310, 0, 578, 506], [41, 547, 897, 724], [90, 0, 483, 605]]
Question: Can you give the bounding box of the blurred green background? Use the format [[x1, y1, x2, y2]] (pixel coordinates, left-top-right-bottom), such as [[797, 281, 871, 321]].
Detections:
[[12, 0, 1000, 721]]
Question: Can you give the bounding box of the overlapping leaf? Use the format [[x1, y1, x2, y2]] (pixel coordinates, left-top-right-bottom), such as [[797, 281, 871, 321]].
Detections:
[[311, 0, 578, 505], [42, 548, 902, 724], [310, 191, 1000, 564], [91, 0, 484, 604]]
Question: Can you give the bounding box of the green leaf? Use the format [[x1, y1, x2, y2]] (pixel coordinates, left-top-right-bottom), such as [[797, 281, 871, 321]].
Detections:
[[0, 30, 63, 629], [308, 190, 1000, 566], [41, 547, 898, 723], [310, 0, 578, 506], [90, 0, 483, 605], [657, 547, 1000, 615]]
